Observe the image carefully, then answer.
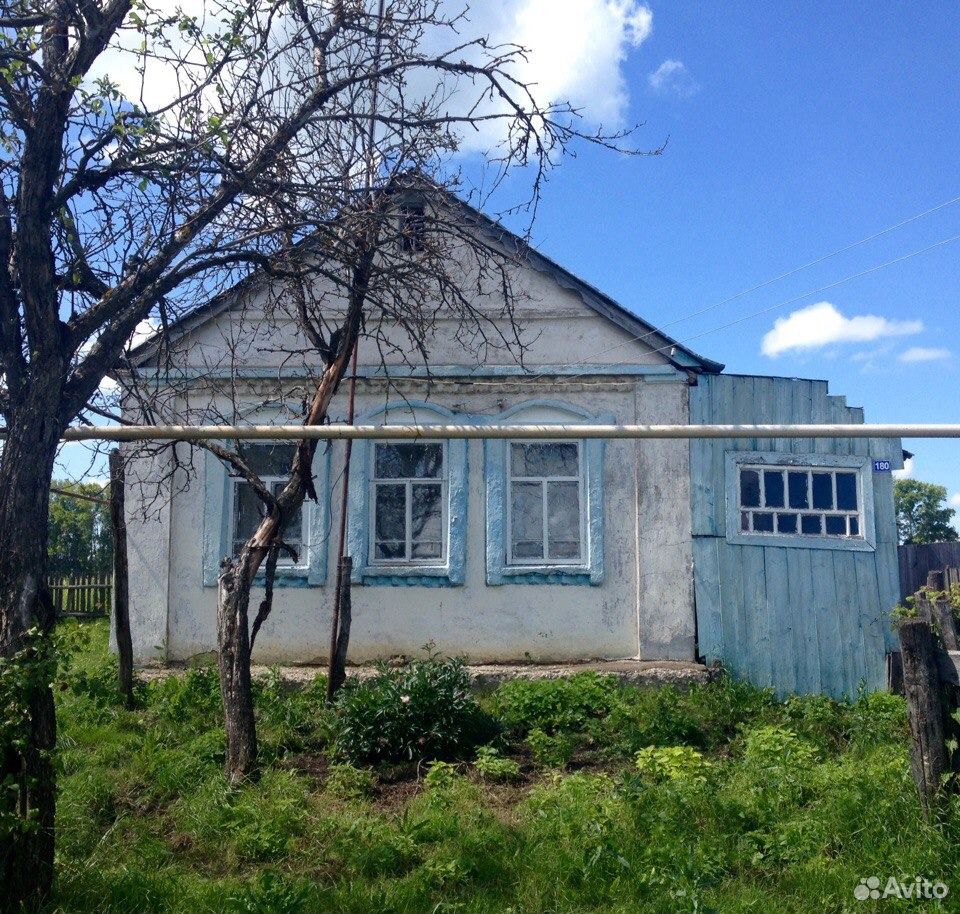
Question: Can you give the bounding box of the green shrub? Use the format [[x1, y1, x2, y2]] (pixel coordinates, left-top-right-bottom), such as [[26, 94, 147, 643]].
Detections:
[[474, 746, 522, 783], [847, 689, 907, 746], [491, 672, 620, 735], [227, 870, 314, 914], [148, 664, 222, 733], [325, 763, 375, 800], [634, 746, 712, 785], [255, 668, 333, 759], [741, 724, 818, 771], [527, 727, 575, 768], [332, 654, 498, 765], [590, 676, 775, 759], [424, 760, 460, 791]]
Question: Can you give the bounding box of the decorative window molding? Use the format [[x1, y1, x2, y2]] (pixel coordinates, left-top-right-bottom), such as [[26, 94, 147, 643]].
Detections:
[[347, 401, 467, 586], [485, 400, 607, 585], [202, 441, 330, 587], [724, 451, 876, 552]]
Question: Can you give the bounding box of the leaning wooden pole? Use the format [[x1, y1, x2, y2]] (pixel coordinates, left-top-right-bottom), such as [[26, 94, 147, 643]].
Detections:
[[899, 617, 949, 819], [109, 450, 134, 709], [326, 342, 359, 703]]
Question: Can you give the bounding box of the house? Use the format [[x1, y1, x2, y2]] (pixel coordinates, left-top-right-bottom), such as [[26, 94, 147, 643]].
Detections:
[[122, 201, 903, 698]]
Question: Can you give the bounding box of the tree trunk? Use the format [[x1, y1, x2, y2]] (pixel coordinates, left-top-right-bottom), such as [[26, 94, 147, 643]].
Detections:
[[0, 388, 63, 912], [213, 299, 366, 778], [109, 450, 134, 709], [217, 554, 258, 784]]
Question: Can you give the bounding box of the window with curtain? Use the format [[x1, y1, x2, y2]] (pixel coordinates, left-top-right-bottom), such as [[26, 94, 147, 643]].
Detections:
[[369, 441, 446, 564], [507, 441, 584, 564]]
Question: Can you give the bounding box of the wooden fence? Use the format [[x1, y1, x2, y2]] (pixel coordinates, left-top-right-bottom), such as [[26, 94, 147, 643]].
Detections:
[[897, 568, 960, 818], [48, 574, 112, 619], [898, 542, 960, 600]]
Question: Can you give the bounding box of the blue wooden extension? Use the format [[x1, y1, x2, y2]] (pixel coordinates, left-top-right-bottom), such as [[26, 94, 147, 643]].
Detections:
[[690, 374, 903, 698]]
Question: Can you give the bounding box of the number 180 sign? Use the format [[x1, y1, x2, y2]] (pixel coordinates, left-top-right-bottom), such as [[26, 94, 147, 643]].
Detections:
[[873, 459, 892, 473]]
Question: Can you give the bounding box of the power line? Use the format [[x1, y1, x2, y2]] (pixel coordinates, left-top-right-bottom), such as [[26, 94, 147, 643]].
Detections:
[[520, 192, 960, 382], [643, 231, 960, 360]]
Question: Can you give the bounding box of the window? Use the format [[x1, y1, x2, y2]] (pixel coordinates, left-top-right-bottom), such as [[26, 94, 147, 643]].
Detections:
[[231, 444, 305, 562], [508, 442, 583, 564], [398, 202, 426, 252], [370, 442, 446, 564], [737, 464, 862, 539], [485, 400, 607, 587]]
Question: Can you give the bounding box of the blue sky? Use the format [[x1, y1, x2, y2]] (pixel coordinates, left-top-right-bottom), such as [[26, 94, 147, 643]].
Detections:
[[495, 1, 960, 510], [60, 2, 960, 515]]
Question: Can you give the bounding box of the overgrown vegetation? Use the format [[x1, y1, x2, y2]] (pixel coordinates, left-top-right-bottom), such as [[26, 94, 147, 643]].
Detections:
[[332, 654, 497, 765], [47, 621, 960, 913]]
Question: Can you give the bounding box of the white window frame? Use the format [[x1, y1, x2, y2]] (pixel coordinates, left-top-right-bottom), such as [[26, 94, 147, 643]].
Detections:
[[228, 445, 308, 568], [736, 464, 863, 540], [725, 451, 876, 553], [506, 439, 586, 566], [368, 440, 448, 567]]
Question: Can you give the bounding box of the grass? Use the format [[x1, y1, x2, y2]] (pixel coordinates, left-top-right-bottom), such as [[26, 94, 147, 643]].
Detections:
[[45, 620, 960, 913]]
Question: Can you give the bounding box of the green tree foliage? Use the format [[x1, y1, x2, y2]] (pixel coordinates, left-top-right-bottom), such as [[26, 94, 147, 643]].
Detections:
[[894, 478, 959, 545], [48, 482, 112, 578]]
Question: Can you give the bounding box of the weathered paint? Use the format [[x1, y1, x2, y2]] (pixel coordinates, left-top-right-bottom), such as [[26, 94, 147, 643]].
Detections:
[[346, 400, 468, 587], [126, 377, 697, 664], [690, 374, 903, 697], [484, 400, 608, 587]]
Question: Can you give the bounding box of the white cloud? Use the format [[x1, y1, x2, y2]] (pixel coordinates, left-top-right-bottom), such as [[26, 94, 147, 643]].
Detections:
[[89, 2, 655, 155], [949, 492, 960, 507], [510, 0, 653, 123], [893, 456, 915, 480], [761, 301, 923, 357], [648, 59, 699, 97], [898, 346, 951, 364]]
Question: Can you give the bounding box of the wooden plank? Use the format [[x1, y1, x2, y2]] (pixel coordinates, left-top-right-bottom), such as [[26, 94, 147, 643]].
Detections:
[[811, 548, 845, 696], [764, 546, 795, 694], [689, 377, 717, 537], [853, 550, 888, 691], [833, 550, 866, 694], [786, 547, 820, 693], [741, 546, 771, 688], [718, 542, 745, 680], [692, 538, 723, 661]]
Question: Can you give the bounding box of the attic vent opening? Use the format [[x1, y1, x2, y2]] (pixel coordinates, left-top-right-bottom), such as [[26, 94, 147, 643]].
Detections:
[[399, 202, 426, 252]]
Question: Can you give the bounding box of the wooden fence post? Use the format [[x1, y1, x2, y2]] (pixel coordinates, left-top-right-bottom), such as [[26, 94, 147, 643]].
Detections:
[[899, 618, 950, 819], [109, 450, 134, 709], [327, 556, 352, 701]]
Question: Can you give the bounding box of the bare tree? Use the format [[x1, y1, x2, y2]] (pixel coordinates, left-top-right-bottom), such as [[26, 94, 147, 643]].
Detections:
[[0, 0, 646, 905]]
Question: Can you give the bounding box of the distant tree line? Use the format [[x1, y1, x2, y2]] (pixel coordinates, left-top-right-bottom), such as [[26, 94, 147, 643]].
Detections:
[[48, 482, 112, 578], [894, 479, 959, 546]]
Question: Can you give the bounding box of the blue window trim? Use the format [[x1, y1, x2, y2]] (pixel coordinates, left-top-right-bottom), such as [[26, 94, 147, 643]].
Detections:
[[724, 451, 876, 552], [202, 443, 330, 587], [485, 399, 608, 586], [346, 401, 467, 587]]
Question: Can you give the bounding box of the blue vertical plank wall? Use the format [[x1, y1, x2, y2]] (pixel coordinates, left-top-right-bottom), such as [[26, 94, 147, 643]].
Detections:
[[690, 373, 902, 698]]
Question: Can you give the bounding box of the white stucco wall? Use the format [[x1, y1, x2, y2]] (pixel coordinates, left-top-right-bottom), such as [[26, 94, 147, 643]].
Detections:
[[123, 239, 700, 664], [125, 375, 697, 665]]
